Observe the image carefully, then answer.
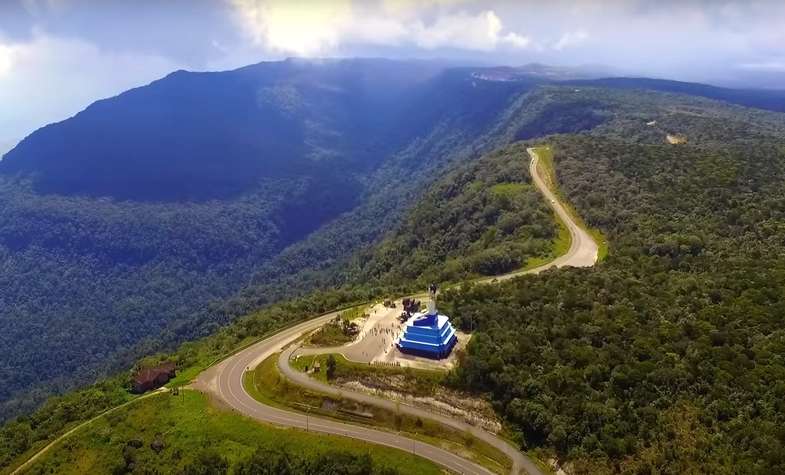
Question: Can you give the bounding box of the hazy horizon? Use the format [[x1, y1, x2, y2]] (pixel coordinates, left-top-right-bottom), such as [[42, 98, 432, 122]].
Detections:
[[2, 0, 785, 155]]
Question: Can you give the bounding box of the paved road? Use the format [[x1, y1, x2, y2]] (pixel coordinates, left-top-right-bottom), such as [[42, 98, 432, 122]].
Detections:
[[194, 313, 494, 475], [194, 148, 598, 475], [474, 148, 598, 285], [279, 344, 539, 475], [17, 148, 598, 475]]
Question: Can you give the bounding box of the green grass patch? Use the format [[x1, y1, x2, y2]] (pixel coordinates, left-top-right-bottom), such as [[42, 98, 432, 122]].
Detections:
[[550, 213, 572, 259], [305, 305, 368, 348], [245, 354, 511, 474], [293, 353, 446, 396], [339, 304, 370, 322], [489, 182, 530, 198], [23, 390, 438, 475]]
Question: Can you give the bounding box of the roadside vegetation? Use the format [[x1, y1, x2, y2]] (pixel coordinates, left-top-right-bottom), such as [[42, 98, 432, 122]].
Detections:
[[245, 354, 512, 474], [306, 306, 367, 347], [441, 135, 785, 473], [0, 290, 370, 473], [21, 390, 434, 475], [7, 83, 785, 474], [292, 354, 445, 391], [350, 143, 559, 292], [293, 353, 506, 439], [532, 145, 608, 261]]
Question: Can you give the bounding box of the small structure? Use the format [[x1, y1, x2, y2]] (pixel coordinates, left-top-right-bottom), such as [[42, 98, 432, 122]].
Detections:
[[313, 361, 321, 373], [402, 298, 421, 314], [396, 284, 457, 359], [131, 362, 176, 394]]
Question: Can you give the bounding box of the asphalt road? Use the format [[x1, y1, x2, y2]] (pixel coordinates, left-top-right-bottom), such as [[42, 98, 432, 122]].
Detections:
[[16, 148, 597, 474], [278, 344, 541, 475], [193, 148, 599, 475], [194, 313, 496, 475], [474, 147, 598, 285]]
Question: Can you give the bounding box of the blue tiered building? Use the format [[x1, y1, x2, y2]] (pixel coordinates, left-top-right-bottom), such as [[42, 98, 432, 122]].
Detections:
[[396, 284, 457, 359]]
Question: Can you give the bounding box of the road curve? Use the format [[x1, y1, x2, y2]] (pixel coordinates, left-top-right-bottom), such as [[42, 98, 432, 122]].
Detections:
[[526, 147, 599, 269], [16, 149, 598, 474], [475, 147, 598, 285], [192, 148, 600, 475], [279, 344, 540, 475], [194, 312, 494, 475]]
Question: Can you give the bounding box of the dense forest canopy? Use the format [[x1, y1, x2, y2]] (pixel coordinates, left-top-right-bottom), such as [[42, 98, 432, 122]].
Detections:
[[0, 59, 544, 421], [348, 143, 557, 289], [441, 134, 785, 473], [3, 56, 785, 447]]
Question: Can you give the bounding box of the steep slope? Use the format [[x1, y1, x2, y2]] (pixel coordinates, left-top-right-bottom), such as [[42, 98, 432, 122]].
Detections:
[[3, 72, 785, 474], [0, 59, 542, 421], [3, 58, 785, 427], [350, 143, 558, 288], [0, 58, 439, 201], [442, 132, 785, 473]]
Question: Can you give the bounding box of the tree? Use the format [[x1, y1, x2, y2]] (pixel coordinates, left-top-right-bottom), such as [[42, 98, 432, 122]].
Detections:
[[181, 449, 228, 475], [326, 355, 337, 380]]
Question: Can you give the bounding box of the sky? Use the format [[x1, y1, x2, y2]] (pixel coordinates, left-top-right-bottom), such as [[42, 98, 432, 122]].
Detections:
[[2, 0, 785, 155]]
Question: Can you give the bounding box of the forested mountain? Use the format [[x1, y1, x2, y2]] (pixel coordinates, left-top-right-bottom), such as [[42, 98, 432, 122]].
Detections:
[[569, 77, 785, 114], [347, 143, 557, 289], [2, 56, 785, 431], [441, 133, 785, 472], [0, 59, 547, 420], [1, 58, 439, 201], [2, 55, 785, 474]]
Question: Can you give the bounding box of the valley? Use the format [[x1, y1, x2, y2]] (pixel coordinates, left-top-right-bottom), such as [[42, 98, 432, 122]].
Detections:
[[2, 57, 785, 475], [8, 146, 597, 475]]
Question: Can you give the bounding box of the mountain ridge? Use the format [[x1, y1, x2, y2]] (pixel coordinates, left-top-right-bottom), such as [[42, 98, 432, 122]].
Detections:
[[3, 57, 785, 425]]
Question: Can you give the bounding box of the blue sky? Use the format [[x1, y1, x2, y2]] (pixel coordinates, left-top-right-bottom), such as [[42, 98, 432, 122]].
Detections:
[[2, 0, 785, 155]]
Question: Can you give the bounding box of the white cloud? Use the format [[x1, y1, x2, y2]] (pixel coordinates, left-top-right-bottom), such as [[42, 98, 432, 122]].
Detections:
[[231, 0, 354, 56], [413, 10, 530, 51], [553, 30, 588, 51], [737, 60, 785, 72], [230, 0, 531, 56]]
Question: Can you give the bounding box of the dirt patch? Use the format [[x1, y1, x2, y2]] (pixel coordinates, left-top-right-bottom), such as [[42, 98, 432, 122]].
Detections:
[[336, 375, 502, 433], [666, 133, 687, 144]]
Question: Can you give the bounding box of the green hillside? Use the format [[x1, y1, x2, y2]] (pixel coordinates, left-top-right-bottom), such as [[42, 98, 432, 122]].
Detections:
[[348, 143, 557, 290], [20, 390, 435, 475], [442, 135, 785, 473], [4, 61, 785, 474], [0, 59, 541, 421]]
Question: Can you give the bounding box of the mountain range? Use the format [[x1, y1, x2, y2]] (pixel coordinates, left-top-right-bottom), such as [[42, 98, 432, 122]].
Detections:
[[2, 58, 785, 423]]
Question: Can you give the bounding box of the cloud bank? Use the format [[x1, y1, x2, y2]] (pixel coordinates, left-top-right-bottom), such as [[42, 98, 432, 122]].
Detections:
[[2, 0, 785, 154], [230, 0, 531, 56]]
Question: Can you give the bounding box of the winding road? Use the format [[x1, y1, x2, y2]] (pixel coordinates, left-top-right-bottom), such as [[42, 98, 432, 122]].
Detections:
[[476, 147, 598, 284], [15, 148, 597, 475], [193, 148, 599, 475]]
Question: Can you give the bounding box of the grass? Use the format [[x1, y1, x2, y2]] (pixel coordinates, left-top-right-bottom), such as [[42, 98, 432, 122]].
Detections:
[[23, 390, 441, 475], [292, 353, 446, 394], [532, 146, 609, 261], [548, 212, 572, 260], [339, 304, 371, 322], [489, 182, 531, 198], [167, 301, 370, 389], [307, 319, 356, 347], [305, 305, 368, 347], [245, 353, 512, 474], [7, 146, 590, 475]]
